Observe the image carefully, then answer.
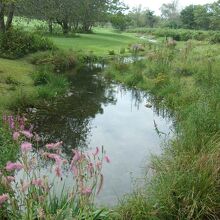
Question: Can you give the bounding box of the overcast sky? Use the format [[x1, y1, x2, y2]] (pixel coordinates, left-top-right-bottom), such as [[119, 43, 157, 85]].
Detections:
[[123, 0, 216, 15]]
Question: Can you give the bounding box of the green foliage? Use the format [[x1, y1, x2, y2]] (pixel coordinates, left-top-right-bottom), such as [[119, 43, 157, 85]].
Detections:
[[0, 29, 54, 59], [108, 50, 116, 55]]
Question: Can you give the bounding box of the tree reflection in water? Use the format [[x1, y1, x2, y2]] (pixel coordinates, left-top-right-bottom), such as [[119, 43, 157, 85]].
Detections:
[[29, 67, 116, 155]]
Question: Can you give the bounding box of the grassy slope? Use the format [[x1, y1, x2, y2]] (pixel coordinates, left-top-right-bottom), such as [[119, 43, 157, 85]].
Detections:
[[14, 18, 141, 55], [0, 58, 35, 113], [50, 28, 140, 56]]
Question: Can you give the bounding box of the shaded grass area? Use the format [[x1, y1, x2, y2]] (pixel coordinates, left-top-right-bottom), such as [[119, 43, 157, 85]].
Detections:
[[0, 58, 34, 113], [49, 28, 140, 56], [0, 56, 70, 175], [0, 57, 70, 112], [104, 40, 220, 219]]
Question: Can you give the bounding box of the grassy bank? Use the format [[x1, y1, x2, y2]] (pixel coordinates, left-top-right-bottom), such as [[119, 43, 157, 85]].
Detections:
[[104, 40, 220, 219], [0, 57, 70, 113]]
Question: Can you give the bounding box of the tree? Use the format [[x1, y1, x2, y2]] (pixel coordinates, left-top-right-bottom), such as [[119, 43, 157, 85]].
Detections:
[[160, 0, 180, 28], [180, 5, 196, 29], [0, 0, 16, 32], [111, 12, 129, 31], [127, 6, 158, 28], [145, 10, 157, 28], [20, 0, 125, 34], [209, 0, 220, 30], [194, 5, 210, 30], [180, 2, 220, 30]]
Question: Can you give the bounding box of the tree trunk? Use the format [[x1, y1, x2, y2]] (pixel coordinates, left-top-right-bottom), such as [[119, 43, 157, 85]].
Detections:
[[48, 20, 53, 34], [73, 21, 79, 32], [6, 3, 15, 31], [62, 21, 69, 34], [0, 2, 5, 33]]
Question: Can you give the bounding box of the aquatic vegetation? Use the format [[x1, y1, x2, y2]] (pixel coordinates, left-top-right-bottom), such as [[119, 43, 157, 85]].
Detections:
[[0, 115, 110, 219]]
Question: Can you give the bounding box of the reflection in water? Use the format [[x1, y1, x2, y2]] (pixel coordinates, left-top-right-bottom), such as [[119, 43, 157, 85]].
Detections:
[[28, 67, 172, 206], [30, 68, 116, 154]]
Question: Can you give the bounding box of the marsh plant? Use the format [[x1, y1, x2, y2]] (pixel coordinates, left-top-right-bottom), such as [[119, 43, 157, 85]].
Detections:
[[0, 115, 110, 219]]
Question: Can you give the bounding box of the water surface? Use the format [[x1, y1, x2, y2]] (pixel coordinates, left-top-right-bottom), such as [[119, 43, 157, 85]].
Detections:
[[29, 68, 171, 206]]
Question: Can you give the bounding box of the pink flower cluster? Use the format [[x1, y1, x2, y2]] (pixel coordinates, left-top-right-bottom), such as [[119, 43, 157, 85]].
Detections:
[[0, 194, 9, 206], [2, 114, 41, 143], [6, 162, 23, 172], [1, 114, 111, 215]]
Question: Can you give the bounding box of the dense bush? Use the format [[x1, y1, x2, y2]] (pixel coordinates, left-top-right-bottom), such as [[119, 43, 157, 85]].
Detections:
[[0, 29, 54, 59]]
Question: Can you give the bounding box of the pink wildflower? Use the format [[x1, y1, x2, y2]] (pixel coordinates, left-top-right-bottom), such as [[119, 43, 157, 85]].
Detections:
[[6, 176, 15, 183], [0, 194, 9, 205], [34, 133, 41, 142], [93, 147, 99, 157], [104, 155, 111, 163], [6, 162, 23, 172], [29, 124, 34, 132], [21, 182, 30, 193], [47, 153, 60, 161], [88, 162, 94, 176], [21, 142, 32, 153], [13, 131, 20, 141], [2, 114, 7, 123], [19, 117, 25, 130], [46, 141, 63, 150], [55, 166, 62, 177], [53, 141, 63, 148], [32, 178, 44, 187], [55, 156, 63, 166], [81, 188, 92, 195], [96, 161, 102, 170], [45, 153, 56, 159], [8, 116, 15, 130], [71, 165, 78, 176], [21, 130, 33, 139], [72, 150, 80, 163]]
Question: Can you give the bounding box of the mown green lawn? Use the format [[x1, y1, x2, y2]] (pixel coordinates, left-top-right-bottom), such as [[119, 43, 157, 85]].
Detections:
[[50, 28, 141, 56]]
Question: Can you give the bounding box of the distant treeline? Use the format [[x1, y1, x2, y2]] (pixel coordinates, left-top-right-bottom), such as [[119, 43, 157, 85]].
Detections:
[[0, 0, 219, 34]]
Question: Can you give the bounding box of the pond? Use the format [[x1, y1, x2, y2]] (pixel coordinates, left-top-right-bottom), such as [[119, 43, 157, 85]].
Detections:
[[28, 67, 172, 206]]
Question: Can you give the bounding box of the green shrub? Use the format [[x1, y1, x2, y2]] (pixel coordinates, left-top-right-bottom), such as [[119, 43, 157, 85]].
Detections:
[[0, 29, 54, 59], [32, 69, 51, 86], [108, 50, 116, 55], [33, 68, 69, 99]]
